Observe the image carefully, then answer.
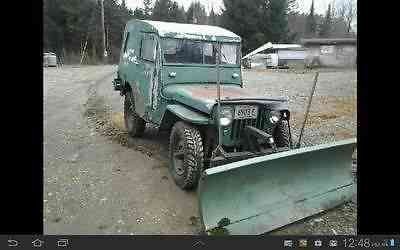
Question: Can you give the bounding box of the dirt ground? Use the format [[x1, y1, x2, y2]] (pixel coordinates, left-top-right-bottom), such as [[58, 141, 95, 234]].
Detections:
[[44, 65, 357, 235]]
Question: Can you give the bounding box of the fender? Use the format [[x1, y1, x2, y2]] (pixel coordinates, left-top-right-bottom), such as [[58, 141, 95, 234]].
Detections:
[[166, 104, 210, 125]]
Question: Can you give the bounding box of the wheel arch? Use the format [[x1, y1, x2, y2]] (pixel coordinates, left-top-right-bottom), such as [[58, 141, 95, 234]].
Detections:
[[159, 104, 210, 131]]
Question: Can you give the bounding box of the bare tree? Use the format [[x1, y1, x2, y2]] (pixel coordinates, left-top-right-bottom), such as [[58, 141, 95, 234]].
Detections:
[[344, 0, 356, 32], [288, 0, 299, 14], [335, 0, 357, 33]]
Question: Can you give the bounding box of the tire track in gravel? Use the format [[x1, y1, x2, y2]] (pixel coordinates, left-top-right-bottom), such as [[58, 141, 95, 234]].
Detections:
[[82, 72, 170, 168], [82, 76, 200, 234]]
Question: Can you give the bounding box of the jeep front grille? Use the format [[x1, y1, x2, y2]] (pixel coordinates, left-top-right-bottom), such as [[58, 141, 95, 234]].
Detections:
[[230, 108, 270, 142]]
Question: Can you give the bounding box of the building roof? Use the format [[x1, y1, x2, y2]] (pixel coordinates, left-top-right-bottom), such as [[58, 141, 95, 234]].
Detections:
[[141, 20, 241, 42], [300, 38, 357, 46]]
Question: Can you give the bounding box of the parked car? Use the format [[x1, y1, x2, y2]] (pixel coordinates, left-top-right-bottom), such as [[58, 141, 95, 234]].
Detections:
[[43, 52, 57, 67]]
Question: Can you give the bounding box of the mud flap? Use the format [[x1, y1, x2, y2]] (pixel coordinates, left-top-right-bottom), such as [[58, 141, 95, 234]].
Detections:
[[198, 138, 357, 235]]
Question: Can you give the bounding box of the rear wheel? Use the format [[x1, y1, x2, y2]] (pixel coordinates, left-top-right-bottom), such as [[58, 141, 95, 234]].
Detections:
[[124, 91, 146, 137], [169, 121, 204, 190], [274, 120, 290, 148]]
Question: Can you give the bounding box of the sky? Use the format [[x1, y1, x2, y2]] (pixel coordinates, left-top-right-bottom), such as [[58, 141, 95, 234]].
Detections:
[[125, 0, 339, 15]]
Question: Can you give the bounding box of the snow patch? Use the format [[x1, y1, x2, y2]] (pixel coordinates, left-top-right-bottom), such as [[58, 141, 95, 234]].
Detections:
[[143, 20, 240, 40]]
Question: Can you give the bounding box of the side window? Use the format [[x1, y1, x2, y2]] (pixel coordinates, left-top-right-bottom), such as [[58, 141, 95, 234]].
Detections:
[[220, 44, 238, 64], [140, 34, 156, 62], [123, 32, 130, 53]]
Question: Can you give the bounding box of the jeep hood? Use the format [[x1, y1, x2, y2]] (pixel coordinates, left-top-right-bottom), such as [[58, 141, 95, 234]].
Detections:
[[163, 84, 287, 114]]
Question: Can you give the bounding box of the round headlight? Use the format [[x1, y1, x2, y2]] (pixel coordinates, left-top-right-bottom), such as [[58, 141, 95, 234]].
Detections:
[[269, 115, 279, 124], [220, 117, 232, 126], [219, 107, 233, 126], [269, 111, 281, 124]]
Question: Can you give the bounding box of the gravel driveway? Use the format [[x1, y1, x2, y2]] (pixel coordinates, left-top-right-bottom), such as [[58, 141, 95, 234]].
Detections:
[[44, 65, 357, 235]]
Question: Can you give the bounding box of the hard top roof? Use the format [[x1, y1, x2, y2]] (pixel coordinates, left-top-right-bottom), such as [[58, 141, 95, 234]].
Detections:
[[129, 19, 241, 42]]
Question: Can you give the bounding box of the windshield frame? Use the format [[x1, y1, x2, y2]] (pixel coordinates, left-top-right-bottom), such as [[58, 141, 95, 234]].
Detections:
[[160, 38, 241, 67]]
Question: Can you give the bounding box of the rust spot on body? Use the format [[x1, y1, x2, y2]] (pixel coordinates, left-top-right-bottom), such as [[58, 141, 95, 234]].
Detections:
[[185, 86, 261, 101]]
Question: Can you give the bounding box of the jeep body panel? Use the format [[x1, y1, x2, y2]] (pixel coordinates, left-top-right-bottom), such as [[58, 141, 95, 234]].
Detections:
[[161, 65, 241, 86], [166, 105, 210, 125], [116, 19, 290, 147], [117, 19, 243, 126], [118, 21, 163, 121], [163, 84, 288, 114]]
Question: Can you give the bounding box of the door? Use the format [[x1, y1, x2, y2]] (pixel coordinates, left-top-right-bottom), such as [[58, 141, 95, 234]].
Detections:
[[136, 33, 159, 119], [119, 29, 134, 82]]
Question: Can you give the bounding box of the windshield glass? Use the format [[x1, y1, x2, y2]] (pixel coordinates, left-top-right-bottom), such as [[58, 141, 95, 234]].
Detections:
[[161, 38, 239, 65]]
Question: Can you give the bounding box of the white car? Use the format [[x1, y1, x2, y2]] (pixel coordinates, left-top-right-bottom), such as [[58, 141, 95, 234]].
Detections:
[[43, 52, 57, 67]]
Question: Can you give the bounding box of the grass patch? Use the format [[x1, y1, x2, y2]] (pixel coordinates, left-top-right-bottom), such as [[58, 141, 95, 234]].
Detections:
[[292, 95, 357, 126], [208, 227, 231, 235], [111, 112, 126, 131]]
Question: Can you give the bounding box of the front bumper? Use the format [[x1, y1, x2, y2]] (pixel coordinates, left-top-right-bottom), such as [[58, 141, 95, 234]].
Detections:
[[209, 125, 291, 168], [209, 146, 290, 167]]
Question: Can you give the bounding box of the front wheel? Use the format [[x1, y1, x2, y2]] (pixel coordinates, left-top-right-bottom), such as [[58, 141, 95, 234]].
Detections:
[[274, 120, 291, 148], [124, 91, 146, 137], [169, 121, 204, 190]]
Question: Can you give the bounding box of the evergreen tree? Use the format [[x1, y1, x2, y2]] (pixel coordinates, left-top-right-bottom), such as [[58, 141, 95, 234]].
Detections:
[[143, 0, 153, 18], [208, 7, 217, 25], [305, 0, 317, 37], [43, 0, 134, 64], [169, 2, 186, 23], [319, 4, 332, 38], [221, 0, 269, 53], [179, 6, 187, 23], [133, 7, 146, 20], [152, 0, 172, 21], [186, 1, 207, 24], [104, 0, 133, 62], [269, 0, 290, 42], [43, 0, 309, 64]]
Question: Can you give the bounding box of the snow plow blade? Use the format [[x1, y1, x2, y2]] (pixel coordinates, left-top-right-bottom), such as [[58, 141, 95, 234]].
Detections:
[[198, 138, 356, 235]]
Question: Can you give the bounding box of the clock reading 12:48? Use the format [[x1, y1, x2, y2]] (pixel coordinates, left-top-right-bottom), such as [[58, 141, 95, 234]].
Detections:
[[343, 238, 396, 248]]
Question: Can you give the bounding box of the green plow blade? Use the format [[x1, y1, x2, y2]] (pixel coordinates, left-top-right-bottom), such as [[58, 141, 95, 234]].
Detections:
[[198, 138, 357, 235]]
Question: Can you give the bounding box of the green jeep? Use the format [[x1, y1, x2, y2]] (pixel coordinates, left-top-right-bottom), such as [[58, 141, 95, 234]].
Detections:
[[113, 20, 357, 235], [113, 19, 291, 189]]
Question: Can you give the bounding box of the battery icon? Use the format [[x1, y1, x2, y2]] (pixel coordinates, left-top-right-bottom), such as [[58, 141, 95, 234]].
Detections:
[[389, 239, 395, 247]]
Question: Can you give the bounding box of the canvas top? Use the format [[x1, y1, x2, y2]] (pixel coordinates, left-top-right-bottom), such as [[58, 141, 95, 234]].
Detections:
[[128, 19, 241, 42]]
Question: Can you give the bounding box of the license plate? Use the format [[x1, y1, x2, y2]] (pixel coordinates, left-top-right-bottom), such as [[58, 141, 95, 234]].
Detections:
[[234, 105, 258, 119]]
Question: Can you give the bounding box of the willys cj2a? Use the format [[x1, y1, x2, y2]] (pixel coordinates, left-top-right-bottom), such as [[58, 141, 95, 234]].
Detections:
[[113, 20, 356, 235]]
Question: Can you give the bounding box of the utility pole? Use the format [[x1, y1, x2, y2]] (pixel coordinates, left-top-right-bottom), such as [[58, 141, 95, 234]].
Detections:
[[100, 0, 107, 63]]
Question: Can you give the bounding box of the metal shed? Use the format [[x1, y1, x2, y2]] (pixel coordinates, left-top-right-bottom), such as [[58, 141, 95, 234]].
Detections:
[[269, 47, 307, 68], [242, 43, 304, 69], [301, 38, 357, 68]]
